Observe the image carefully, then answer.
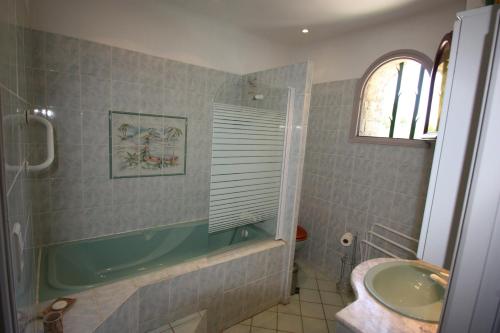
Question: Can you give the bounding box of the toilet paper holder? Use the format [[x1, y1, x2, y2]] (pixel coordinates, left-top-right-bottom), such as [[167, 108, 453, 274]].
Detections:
[[340, 232, 354, 247], [337, 232, 358, 293]]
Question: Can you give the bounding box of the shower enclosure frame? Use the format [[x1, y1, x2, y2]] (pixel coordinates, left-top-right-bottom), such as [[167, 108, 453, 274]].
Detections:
[[0, 99, 21, 333], [0, 185, 18, 333], [275, 87, 295, 241]]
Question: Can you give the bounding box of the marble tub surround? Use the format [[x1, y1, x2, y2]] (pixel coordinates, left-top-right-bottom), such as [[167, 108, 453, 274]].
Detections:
[[36, 240, 287, 333], [336, 258, 446, 333]]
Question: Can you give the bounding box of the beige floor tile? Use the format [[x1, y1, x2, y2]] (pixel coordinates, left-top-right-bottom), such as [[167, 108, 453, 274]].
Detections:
[[302, 318, 328, 333], [298, 277, 318, 290], [300, 289, 321, 303], [224, 324, 251, 333], [319, 291, 343, 306], [317, 280, 337, 292], [326, 320, 336, 333], [170, 312, 201, 328], [315, 271, 333, 281], [298, 264, 316, 278], [278, 302, 301, 315], [297, 271, 308, 280], [174, 321, 200, 333], [252, 311, 277, 330], [148, 325, 172, 333], [240, 318, 252, 326], [323, 305, 343, 321], [300, 302, 324, 319], [267, 305, 278, 312], [290, 294, 300, 302], [251, 327, 276, 333], [277, 313, 303, 333]]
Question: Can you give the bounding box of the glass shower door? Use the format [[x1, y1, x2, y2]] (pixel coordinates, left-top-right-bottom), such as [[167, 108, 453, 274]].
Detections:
[[208, 79, 290, 246]]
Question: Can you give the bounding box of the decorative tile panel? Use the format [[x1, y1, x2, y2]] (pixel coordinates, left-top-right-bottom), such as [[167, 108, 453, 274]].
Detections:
[[109, 111, 187, 178]]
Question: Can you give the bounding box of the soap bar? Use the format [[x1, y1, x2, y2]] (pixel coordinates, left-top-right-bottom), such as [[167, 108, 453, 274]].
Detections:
[[51, 300, 68, 311], [42, 297, 76, 315]]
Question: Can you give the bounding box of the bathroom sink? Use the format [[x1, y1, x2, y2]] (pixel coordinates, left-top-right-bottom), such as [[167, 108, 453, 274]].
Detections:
[[364, 261, 445, 323]]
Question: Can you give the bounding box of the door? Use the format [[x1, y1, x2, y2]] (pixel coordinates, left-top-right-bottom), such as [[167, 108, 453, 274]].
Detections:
[[439, 7, 500, 333]]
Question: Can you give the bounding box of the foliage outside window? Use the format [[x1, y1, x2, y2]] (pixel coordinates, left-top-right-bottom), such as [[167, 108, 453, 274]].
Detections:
[[351, 50, 433, 145]]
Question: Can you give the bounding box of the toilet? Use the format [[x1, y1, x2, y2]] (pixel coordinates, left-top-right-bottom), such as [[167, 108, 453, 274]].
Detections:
[[291, 225, 309, 294], [295, 225, 308, 253]]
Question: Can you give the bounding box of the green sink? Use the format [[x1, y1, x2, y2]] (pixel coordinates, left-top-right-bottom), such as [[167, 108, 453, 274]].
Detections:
[[364, 261, 445, 323]]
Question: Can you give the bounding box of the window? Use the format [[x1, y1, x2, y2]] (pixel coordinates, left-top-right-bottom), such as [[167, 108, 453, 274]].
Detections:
[[351, 50, 433, 145]]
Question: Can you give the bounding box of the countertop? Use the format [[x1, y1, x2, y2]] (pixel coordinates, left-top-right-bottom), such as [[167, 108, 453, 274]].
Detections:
[[335, 258, 446, 333]]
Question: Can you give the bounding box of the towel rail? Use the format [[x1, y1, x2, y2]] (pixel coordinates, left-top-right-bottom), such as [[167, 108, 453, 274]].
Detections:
[[361, 223, 418, 261], [368, 231, 417, 256], [361, 240, 400, 259], [373, 223, 419, 243]]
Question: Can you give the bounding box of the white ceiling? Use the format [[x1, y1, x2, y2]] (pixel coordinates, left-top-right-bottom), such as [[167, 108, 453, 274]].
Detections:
[[166, 0, 462, 45]]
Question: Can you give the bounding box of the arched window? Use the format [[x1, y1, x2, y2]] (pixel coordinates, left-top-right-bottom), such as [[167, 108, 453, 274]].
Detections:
[[350, 50, 433, 145]]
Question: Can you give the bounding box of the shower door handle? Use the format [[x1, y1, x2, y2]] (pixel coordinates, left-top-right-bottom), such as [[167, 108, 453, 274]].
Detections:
[[27, 114, 55, 172]]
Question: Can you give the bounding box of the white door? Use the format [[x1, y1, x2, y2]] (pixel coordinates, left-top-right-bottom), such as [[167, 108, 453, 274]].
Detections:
[[439, 7, 500, 332]]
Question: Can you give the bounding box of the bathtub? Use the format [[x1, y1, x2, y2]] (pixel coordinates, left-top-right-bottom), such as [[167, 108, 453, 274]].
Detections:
[[39, 220, 272, 301]]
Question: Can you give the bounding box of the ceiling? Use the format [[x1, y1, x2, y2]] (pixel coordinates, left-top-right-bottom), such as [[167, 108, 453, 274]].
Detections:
[[166, 0, 461, 45]]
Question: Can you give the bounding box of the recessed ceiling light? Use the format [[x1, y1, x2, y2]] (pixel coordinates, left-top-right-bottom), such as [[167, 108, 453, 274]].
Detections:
[[301, 28, 309, 34]]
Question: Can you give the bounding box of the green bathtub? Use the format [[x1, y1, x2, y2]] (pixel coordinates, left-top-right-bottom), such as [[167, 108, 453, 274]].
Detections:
[[39, 220, 272, 301]]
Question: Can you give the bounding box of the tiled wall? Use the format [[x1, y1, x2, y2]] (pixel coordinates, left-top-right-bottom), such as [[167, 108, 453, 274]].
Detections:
[[28, 29, 313, 249], [242, 62, 313, 301], [27, 30, 241, 245], [298, 79, 433, 280], [0, 0, 37, 331]]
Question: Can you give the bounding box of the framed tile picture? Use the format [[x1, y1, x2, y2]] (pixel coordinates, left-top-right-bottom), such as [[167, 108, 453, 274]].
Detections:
[[109, 111, 187, 178]]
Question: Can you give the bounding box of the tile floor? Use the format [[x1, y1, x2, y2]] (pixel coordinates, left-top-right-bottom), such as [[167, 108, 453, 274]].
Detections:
[[224, 262, 355, 333]]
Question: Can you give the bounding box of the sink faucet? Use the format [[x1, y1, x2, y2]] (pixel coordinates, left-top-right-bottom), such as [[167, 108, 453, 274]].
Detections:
[[430, 271, 450, 287]]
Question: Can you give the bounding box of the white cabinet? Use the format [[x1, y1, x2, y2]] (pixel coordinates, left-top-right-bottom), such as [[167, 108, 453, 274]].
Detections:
[[417, 6, 499, 268]]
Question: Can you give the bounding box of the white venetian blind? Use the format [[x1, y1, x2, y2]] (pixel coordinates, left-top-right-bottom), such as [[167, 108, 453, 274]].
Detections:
[[208, 103, 287, 233]]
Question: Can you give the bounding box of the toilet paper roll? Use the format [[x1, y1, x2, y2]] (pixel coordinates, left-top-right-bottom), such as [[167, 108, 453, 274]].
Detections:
[[340, 232, 353, 247]]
